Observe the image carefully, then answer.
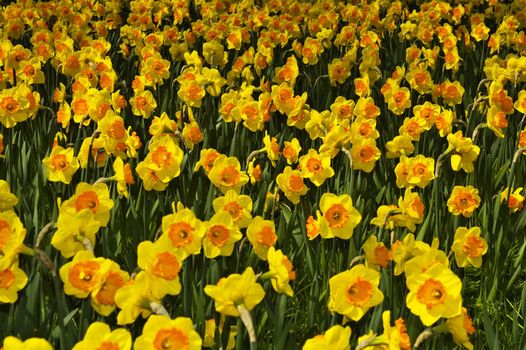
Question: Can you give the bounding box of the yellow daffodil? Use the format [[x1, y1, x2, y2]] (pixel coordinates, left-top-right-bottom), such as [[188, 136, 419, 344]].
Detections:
[[328, 264, 383, 321], [318, 193, 362, 239], [204, 267, 265, 317], [72, 322, 132, 350], [203, 211, 242, 259], [406, 263, 462, 326], [302, 325, 351, 350], [451, 227, 488, 268], [246, 216, 277, 260]]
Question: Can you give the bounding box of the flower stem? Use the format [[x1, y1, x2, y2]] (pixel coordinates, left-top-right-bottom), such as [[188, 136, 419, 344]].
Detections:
[[237, 304, 257, 349]]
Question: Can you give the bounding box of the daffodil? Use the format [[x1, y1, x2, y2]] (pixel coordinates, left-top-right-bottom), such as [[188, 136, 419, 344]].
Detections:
[[318, 193, 362, 239], [72, 322, 132, 350], [406, 263, 462, 326], [328, 264, 383, 321], [204, 267, 265, 317], [134, 315, 203, 350]]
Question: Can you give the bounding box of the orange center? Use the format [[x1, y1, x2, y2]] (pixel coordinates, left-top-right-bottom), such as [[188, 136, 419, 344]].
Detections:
[[51, 154, 69, 170], [257, 226, 277, 247], [393, 91, 407, 105], [153, 328, 190, 350], [463, 235, 485, 258], [223, 202, 243, 222], [282, 256, 296, 281], [168, 222, 194, 248], [152, 252, 181, 280], [151, 146, 173, 167], [68, 261, 101, 292], [0, 268, 15, 289], [453, 193, 477, 211], [123, 164, 135, 184], [208, 225, 230, 247], [358, 146, 375, 162], [1, 97, 20, 114], [96, 271, 125, 305], [109, 120, 126, 139], [374, 245, 390, 268], [135, 96, 148, 110], [96, 341, 120, 350], [282, 145, 295, 159], [412, 163, 427, 176], [416, 278, 446, 309], [325, 204, 349, 228], [0, 220, 11, 251], [220, 166, 240, 186], [306, 158, 322, 173], [287, 174, 304, 192], [74, 191, 100, 212], [346, 279, 373, 305]]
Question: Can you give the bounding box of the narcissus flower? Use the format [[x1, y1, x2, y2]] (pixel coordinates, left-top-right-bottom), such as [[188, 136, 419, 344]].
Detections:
[[2, 337, 53, 350], [263, 134, 281, 167], [357, 311, 411, 350], [299, 149, 334, 186], [134, 315, 202, 350], [386, 86, 411, 115], [265, 247, 296, 297], [446, 131, 479, 173], [380, 311, 411, 350], [0, 262, 28, 303], [246, 216, 277, 260], [446, 307, 476, 350], [59, 250, 110, 298], [194, 148, 221, 174], [204, 267, 265, 317], [160, 205, 206, 259], [137, 240, 183, 298], [142, 135, 184, 183], [72, 322, 132, 350], [404, 240, 448, 277], [302, 325, 351, 350], [98, 111, 128, 156], [112, 157, 135, 198], [391, 233, 423, 276], [451, 227, 488, 268], [406, 263, 462, 326], [318, 193, 362, 239], [362, 235, 390, 270], [370, 204, 405, 230], [51, 209, 100, 258], [350, 138, 381, 173], [276, 166, 308, 204], [0, 180, 18, 212], [487, 105, 508, 138], [91, 261, 129, 316], [130, 89, 157, 118], [0, 210, 26, 270], [42, 145, 80, 184], [395, 155, 435, 189], [60, 182, 114, 227], [208, 155, 249, 194], [114, 272, 159, 325], [282, 138, 301, 164], [328, 264, 383, 321], [500, 187, 525, 213], [77, 137, 108, 169], [447, 186, 480, 217], [398, 189, 425, 232], [203, 211, 242, 259], [213, 190, 252, 229]]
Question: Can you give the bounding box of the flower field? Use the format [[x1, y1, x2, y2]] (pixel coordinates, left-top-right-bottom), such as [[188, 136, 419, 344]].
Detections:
[[1, 0, 526, 349]]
